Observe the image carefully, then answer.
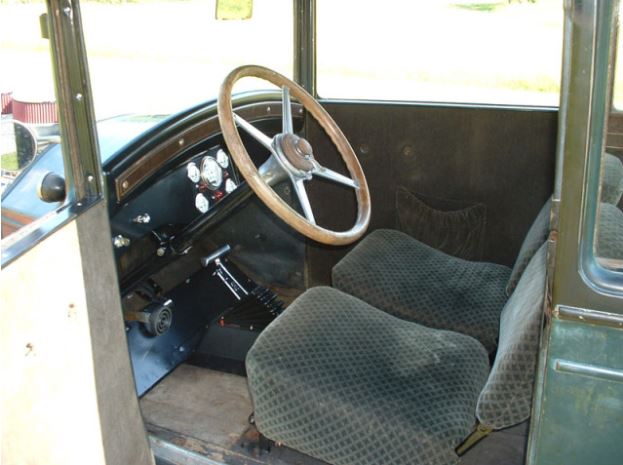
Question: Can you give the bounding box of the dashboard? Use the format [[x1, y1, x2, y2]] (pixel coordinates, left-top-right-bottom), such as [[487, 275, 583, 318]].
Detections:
[[109, 138, 251, 292], [1, 93, 303, 292], [104, 96, 304, 394], [110, 143, 240, 246], [103, 95, 303, 292]]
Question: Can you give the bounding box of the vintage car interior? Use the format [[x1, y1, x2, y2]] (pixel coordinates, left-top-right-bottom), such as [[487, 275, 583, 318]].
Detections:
[[2, 1, 623, 465], [3, 66, 623, 465], [63, 64, 618, 465]]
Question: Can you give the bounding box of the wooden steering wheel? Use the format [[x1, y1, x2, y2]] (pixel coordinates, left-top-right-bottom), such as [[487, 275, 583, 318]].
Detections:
[[217, 65, 371, 245]]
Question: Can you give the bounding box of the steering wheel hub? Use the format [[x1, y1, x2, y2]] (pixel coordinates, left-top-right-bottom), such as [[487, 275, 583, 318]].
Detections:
[[275, 134, 315, 173]]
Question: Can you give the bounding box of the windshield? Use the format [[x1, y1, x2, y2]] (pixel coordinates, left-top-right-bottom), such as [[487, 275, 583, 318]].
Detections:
[[3, 0, 293, 122], [82, 0, 293, 119]]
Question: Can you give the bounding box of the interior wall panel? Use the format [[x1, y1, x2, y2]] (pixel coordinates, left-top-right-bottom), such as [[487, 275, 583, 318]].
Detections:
[[305, 101, 557, 286]]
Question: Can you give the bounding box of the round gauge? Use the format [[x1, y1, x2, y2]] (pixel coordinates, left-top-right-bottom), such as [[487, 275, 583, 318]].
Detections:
[[200, 156, 223, 190], [216, 149, 229, 169], [225, 178, 237, 194], [195, 193, 210, 213], [187, 162, 200, 183]]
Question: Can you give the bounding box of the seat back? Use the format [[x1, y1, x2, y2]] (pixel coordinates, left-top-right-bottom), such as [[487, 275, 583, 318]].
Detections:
[[477, 243, 547, 429], [597, 202, 623, 259], [506, 199, 551, 295], [602, 152, 623, 205], [506, 154, 621, 296]]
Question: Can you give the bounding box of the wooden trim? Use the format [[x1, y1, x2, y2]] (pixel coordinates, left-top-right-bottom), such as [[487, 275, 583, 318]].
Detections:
[[115, 101, 300, 202]]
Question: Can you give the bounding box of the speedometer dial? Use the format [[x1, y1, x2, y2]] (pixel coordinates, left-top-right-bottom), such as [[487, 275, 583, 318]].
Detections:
[[200, 156, 223, 190]]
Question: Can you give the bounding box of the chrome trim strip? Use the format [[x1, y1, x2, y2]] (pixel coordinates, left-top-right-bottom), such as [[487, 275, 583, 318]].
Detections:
[[555, 359, 623, 384], [1, 198, 99, 268], [149, 436, 226, 465], [557, 306, 623, 328]]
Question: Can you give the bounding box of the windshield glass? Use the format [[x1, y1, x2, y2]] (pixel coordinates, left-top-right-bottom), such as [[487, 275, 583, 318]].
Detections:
[[3, 0, 293, 122], [81, 0, 293, 119]]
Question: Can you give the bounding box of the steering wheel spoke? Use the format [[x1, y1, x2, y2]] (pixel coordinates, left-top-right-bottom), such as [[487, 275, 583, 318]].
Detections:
[[312, 162, 359, 189], [233, 113, 275, 154], [282, 86, 294, 134], [292, 178, 316, 224], [258, 154, 289, 187]]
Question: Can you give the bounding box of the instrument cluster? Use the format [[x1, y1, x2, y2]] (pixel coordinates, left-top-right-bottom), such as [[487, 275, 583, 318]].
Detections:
[[186, 147, 240, 214]]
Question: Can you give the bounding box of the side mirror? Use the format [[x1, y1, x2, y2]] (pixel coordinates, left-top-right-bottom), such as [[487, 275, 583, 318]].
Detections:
[[215, 0, 253, 20], [37, 172, 66, 203], [13, 121, 37, 169]]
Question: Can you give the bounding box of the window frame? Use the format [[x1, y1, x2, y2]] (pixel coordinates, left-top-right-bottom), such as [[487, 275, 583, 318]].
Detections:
[[1, 0, 103, 267], [579, 1, 623, 295]]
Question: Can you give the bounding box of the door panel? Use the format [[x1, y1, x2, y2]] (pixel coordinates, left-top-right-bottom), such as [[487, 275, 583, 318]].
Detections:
[[305, 102, 557, 286], [1, 202, 153, 465], [531, 313, 623, 465]]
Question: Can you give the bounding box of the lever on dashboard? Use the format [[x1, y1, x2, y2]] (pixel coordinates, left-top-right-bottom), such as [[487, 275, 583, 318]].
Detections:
[[200, 244, 248, 300]]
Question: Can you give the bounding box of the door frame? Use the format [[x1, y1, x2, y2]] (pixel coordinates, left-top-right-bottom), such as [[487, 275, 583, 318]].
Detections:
[[1, 1, 153, 464], [528, 1, 623, 464]]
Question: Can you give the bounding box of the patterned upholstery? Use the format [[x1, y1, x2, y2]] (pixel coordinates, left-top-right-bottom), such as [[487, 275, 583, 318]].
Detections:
[[477, 244, 547, 429], [395, 187, 487, 261], [246, 287, 491, 465], [506, 198, 551, 296], [332, 229, 510, 352], [602, 153, 623, 205], [596, 202, 623, 259]]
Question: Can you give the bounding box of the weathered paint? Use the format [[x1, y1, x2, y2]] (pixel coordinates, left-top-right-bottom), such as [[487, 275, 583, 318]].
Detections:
[[531, 314, 623, 464]]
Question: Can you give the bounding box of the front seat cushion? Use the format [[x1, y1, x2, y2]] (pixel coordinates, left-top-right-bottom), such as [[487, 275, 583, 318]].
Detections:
[[332, 229, 510, 352], [246, 287, 490, 465]]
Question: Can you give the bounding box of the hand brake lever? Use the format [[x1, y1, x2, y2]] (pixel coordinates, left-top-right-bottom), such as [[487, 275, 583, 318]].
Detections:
[[200, 244, 248, 300]]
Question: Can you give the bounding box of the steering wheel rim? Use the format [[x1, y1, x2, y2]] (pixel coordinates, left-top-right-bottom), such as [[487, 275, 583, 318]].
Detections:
[[217, 65, 371, 246]]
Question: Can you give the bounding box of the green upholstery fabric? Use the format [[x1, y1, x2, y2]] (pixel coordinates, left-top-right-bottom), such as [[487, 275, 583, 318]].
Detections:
[[596, 202, 623, 259], [506, 198, 551, 296], [246, 287, 490, 465], [332, 229, 510, 352], [602, 153, 623, 205], [477, 244, 547, 429], [395, 186, 487, 261]]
